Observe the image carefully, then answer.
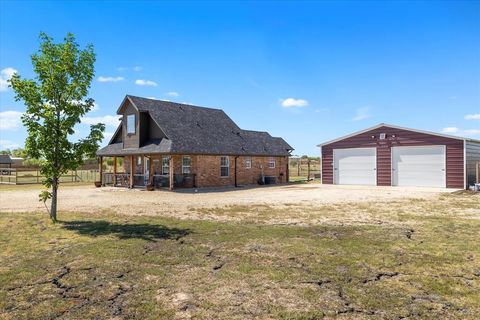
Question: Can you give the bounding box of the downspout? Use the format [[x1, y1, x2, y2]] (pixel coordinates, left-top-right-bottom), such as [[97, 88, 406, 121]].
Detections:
[[234, 156, 239, 187]]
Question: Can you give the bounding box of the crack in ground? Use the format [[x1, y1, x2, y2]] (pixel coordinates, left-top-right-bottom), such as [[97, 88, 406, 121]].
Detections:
[[335, 285, 376, 316], [300, 279, 332, 287], [108, 284, 131, 316], [206, 247, 226, 271], [362, 271, 400, 284], [404, 228, 415, 240]]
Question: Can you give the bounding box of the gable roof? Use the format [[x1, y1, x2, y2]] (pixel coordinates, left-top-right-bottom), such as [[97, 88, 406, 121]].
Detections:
[[98, 95, 293, 156], [0, 154, 12, 164], [317, 123, 480, 147]]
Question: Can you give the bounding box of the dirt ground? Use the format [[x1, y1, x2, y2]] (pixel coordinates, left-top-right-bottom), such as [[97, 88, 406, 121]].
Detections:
[[1, 183, 480, 319], [0, 183, 453, 219]]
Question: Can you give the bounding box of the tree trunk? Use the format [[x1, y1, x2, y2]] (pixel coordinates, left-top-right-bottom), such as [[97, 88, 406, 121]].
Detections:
[[50, 177, 58, 222]]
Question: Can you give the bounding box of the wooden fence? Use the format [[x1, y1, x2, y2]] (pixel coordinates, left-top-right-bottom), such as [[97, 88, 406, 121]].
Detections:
[[0, 168, 100, 185], [288, 158, 321, 181]]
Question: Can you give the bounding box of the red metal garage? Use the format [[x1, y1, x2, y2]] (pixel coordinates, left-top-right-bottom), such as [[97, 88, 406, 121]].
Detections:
[[318, 124, 480, 189]]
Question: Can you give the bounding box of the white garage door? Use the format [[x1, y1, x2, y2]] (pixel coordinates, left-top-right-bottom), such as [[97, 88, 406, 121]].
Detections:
[[392, 146, 446, 188], [333, 148, 376, 185]]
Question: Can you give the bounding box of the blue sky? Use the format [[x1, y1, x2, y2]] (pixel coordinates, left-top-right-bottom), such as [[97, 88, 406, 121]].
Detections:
[[0, 1, 479, 155]]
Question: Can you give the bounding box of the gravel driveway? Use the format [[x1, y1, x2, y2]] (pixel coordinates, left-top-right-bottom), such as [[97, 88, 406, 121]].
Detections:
[[0, 183, 454, 217]]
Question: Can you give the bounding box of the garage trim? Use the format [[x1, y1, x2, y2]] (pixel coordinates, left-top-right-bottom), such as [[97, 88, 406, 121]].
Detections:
[[390, 145, 446, 188], [333, 147, 377, 186]]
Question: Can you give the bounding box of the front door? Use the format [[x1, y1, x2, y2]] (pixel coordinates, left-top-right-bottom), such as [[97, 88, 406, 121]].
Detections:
[[144, 157, 150, 185]]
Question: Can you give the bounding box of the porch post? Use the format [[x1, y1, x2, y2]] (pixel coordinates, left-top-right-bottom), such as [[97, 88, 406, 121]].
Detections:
[[129, 155, 134, 188], [149, 155, 154, 185], [169, 156, 174, 191], [99, 156, 103, 186], [113, 156, 117, 186]]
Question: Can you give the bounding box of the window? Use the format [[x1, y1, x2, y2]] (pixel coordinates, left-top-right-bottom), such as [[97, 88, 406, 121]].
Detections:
[[162, 156, 170, 175], [220, 156, 230, 177], [137, 155, 142, 166], [245, 157, 252, 169], [182, 155, 191, 174], [127, 114, 135, 134], [268, 157, 276, 168]]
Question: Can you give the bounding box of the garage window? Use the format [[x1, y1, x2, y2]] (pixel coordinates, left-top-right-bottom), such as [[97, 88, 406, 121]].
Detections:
[[221, 156, 229, 177]]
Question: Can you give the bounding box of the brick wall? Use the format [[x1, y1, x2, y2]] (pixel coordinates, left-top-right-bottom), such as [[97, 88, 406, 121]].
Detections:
[[122, 154, 288, 188], [193, 155, 287, 187]]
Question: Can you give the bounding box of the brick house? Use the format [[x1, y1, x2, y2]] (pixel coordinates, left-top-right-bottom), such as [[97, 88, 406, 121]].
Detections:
[[96, 95, 293, 189]]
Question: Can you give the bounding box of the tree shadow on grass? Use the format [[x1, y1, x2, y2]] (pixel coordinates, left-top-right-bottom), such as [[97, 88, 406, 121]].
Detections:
[[60, 220, 190, 242]]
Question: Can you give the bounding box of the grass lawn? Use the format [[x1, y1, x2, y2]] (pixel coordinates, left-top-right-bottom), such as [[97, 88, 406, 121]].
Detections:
[[0, 192, 479, 319]]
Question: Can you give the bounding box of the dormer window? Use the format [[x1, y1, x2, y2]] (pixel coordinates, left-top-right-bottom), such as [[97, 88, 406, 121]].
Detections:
[[127, 114, 135, 134]]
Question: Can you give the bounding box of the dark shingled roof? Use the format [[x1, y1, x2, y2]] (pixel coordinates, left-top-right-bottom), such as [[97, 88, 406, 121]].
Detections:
[[0, 154, 13, 164], [97, 95, 293, 156]]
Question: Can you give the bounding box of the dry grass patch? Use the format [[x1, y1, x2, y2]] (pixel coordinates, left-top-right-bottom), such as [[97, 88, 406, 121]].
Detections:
[[1, 191, 479, 319]]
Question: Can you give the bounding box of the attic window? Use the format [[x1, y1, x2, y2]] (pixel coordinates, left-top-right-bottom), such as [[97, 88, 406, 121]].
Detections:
[[127, 114, 135, 134]]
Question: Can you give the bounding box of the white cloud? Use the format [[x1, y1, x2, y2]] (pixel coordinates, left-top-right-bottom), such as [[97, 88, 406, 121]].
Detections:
[[90, 102, 99, 112], [71, 100, 99, 112], [279, 98, 309, 108], [81, 115, 121, 127], [118, 66, 142, 72], [0, 67, 17, 91], [166, 91, 179, 97], [146, 97, 157, 100], [0, 110, 23, 130], [0, 139, 20, 149], [98, 76, 124, 83], [441, 127, 480, 136], [135, 79, 158, 86], [465, 113, 480, 120], [442, 127, 459, 134], [102, 131, 115, 142], [352, 106, 371, 121]]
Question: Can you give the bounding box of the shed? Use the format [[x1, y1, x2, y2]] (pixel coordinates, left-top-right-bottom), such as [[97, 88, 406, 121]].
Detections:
[[0, 155, 13, 168], [317, 123, 480, 189]]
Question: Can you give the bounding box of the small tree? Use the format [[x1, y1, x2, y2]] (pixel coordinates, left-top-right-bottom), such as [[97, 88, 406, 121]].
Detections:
[[10, 32, 105, 222]]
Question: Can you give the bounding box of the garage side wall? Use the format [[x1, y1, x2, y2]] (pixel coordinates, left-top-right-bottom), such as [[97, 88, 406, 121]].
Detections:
[[465, 141, 480, 187], [321, 126, 464, 188]]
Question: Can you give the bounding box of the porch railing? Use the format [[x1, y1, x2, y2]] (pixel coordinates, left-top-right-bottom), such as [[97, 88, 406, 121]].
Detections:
[[101, 172, 196, 189]]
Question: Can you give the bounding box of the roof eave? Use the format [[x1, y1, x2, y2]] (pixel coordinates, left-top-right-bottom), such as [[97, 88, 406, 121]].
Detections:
[[317, 123, 480, 147]]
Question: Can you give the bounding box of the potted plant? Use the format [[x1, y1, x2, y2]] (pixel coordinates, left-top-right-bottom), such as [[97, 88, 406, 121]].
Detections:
[[146, 183, 154, 191], [94, 181, 102, 188]]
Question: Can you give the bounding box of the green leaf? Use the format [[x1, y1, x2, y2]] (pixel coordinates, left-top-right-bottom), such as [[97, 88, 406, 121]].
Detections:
[[10, 32, 103, 220]]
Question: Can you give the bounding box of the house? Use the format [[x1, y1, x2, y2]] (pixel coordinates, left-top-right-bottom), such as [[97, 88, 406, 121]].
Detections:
[[96, 95, 293, 189], [317, 123, 480, 189]]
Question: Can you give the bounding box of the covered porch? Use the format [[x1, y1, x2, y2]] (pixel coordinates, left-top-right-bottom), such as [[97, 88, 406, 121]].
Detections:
[[98, 154, 195, 190]]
